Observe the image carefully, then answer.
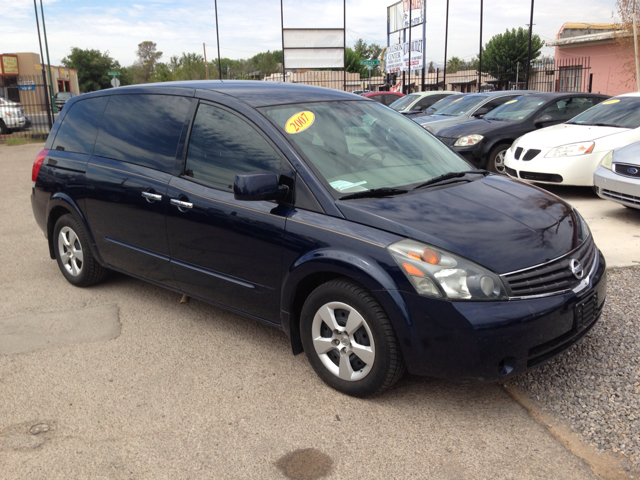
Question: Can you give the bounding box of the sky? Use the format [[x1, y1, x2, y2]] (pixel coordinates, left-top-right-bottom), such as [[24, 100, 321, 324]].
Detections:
[[1, 0, 617, 68]]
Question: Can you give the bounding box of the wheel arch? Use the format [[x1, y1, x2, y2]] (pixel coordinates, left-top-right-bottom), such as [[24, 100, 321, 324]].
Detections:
[[281, 249, 413, 357], [483, 139, 514, 169], [46, 194, 104, 265]]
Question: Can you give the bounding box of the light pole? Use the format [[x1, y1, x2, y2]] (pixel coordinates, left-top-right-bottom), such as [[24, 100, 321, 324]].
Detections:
[[39, 0, 57, 113], [525, 0, 534, 90], [478, 0, 483, 92], [32, 0, 52, 128], [443, 0, 450, 90]]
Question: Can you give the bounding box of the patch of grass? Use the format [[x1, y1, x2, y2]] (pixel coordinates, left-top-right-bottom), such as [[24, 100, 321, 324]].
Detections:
[[4, 137, 46, 146]]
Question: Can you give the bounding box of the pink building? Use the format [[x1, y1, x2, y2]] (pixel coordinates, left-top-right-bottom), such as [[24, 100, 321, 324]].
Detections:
[[547, 23, 636, 96]]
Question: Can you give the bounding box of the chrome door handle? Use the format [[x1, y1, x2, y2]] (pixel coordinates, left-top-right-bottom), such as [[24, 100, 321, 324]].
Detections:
[[170, 199, 193, 209], [141, 191, 162, 201]]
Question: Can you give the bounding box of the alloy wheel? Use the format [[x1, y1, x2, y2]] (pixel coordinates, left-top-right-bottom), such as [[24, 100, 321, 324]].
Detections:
[[57, 226, 84, 277]]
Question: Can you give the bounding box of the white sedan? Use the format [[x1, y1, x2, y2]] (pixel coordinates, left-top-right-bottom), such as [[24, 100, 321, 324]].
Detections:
[[504, 92, 640, 186]]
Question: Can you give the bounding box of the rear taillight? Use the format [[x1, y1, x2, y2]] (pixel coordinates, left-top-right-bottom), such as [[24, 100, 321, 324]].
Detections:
[[32, 149, 49, 183]]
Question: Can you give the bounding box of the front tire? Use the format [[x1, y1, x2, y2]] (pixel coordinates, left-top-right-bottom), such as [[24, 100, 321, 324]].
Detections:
[[300, 279, 405, 397], [488, 143, 510, 174], [53, 214, 108, 287]]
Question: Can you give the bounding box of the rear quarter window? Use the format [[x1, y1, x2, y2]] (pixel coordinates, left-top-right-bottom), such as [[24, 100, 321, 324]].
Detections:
[[94, 94, 192, 172], [52, 97, 109, 155]]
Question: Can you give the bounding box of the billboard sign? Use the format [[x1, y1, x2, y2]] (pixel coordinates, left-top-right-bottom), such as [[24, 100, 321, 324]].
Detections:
[[283, 28, 345, 69], [388, 0, 423, 34], [0, 55, 19, 76], [385, 40, 423, 73]]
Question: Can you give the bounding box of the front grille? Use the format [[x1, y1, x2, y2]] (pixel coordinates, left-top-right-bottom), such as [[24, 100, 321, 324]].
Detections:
[[575, 292, 598, 330], [519, 171, 563, 183], [613, 163, 640, 178], [505, 166, 518, 177], [514, 147, 523, 160], [502, 237, 596, 297], [523, 149, 541, 161], [601, 189, 640, 206]]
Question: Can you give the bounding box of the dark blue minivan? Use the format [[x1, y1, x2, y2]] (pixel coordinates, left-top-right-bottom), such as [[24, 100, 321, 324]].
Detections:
[[31, 81, 606, 397]]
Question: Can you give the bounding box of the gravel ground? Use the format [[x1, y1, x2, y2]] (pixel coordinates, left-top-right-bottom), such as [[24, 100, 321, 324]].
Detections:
[[508, 266, 640, 468]]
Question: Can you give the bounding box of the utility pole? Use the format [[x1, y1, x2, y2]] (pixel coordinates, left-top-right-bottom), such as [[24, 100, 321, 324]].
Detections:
[[478, 0, 483, 92], [32, 0, 52, 129], [214, 0, 223, 80], [443, 0, 449, 90], [525, 0, 535, 90], [39, 0, 57, 113], [634, 0, 640, 91], [203, 43, 209, 80]]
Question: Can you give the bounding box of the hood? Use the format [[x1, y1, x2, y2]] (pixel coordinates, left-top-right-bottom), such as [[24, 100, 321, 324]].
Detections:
[[416, 115, 469, 135], [336, 175, 579, 274], [435, 118, 519, 139], [517, 123, 628, 148]]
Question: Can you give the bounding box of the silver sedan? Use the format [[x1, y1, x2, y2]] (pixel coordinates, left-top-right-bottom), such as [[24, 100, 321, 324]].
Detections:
[[594, 141, 640, 209]]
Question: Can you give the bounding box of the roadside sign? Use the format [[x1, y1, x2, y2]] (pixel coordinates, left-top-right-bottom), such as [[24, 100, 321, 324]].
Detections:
[[108, 71, 121, 76], [360, 59, 380, 66], [110, 77, 121, 88]]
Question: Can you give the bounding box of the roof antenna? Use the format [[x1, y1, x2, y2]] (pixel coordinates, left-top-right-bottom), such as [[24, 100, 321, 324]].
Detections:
[[215, 0, 223, 81]]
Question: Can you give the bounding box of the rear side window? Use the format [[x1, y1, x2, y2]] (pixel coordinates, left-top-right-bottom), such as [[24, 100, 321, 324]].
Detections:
[[184, 103, 282, 191], [94, 94, 192, 172], [52, 97, 109, 155]]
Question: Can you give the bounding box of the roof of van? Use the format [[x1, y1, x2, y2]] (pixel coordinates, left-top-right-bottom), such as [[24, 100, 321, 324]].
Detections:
[[95, 80, 364, 108]]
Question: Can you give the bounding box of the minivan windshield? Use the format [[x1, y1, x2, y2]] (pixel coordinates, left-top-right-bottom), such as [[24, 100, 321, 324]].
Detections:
[[389, 93, 420, 111], [56, 92, 74, 99], [567, 96, 640, 128], [434, 95, 488, 116], [260, 101, 472, 196], [484, 96, 545, 121]]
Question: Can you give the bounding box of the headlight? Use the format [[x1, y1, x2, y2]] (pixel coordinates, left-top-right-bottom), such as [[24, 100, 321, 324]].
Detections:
[[510, 136, 523, 152], [599, 150, 613, 170], [545, 141, 595, 158], [387, 239, 508, 300], [454, 134, 484, 147]]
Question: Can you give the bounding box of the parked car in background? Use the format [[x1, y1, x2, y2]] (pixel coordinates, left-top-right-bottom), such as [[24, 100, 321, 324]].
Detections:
[[0, 97, 26, 134], [389, 91, 457, 118], [504, 93, 640, 186], [436, 92, 609, 172], [421, 93, 468, 116], [350, 89, 372, 95], [31, 81, 606, 397], [362, 91, 404, 106], [594, 141, 640, 209], [54, 91, 76, 111], [413, 91, 536, 136]]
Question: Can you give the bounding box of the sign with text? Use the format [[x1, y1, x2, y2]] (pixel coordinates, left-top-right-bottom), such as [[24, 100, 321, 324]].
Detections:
[[388, 0, 423, 34], [360, 59, 380, 66], [384, 40, 423, 73], [0, 55, 19, 76]]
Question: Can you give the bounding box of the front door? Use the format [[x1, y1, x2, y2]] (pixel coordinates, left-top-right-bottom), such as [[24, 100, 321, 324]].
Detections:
[[166, 102, 292, 323]]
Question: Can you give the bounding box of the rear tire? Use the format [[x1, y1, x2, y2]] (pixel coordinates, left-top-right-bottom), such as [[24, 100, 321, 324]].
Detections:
[[53, 214, 108, 287], [488, 143, 510, 174], [0, 120, 7, 135], [300, 279, 405, 397]]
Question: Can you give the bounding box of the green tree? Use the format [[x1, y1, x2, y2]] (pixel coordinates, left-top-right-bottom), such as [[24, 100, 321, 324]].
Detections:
[[353, 38, 383, 74], [60, 47, 121, 92], [446, 56, 464, 73], [482, 27, 544, 71], [345, 48, 367, 77], [133, 41, 163, 83]]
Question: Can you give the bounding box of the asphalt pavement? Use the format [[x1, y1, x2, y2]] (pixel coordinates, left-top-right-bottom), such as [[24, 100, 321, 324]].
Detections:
[[0, 143, 636, 479]]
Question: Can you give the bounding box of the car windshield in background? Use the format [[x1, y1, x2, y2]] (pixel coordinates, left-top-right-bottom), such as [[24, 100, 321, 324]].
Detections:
[[434, 95, 488, 116], [389, 94, 420, 111], [484, 96, 546, 121], [567, 97, 640, 128], [57, 92, 73, 99], [260, 101, 471, 196]]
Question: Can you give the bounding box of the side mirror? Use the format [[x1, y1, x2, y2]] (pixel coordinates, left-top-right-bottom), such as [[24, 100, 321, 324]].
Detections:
[[534, 114, 554, 127], [234, 173, 289, 201], [473, 106, 490, 118]]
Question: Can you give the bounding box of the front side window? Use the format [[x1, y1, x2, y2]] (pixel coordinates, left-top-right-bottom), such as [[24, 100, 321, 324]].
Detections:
[[184, 103, 283, 190], [390, 94, 420, 111], [260, 100, 470, 196], [538, 97, 595, 122]]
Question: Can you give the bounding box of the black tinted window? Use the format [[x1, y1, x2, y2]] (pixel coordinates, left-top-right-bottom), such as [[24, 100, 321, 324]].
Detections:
[[94, 94, 192, 172], [184, 103, 282, 190], [539, 97, 594, 121], [52, 97, 109, 154]]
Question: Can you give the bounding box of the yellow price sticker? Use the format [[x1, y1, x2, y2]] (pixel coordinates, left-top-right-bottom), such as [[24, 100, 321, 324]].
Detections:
[[285, 111, 315, 134], [505, 99, 518, 104], [602, 99, 620, 105]]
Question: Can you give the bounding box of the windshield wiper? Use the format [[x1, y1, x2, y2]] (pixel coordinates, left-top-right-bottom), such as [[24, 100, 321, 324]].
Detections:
[[569, 122, 625, 128], [412, 170, 489, 190], [339, 187, 408, 200]]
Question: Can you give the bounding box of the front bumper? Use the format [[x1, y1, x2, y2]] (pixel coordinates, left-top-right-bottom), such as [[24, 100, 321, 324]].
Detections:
[[4, 114, 26, 129], [504, 148, 605, 186], [594, 166, 640, 209], [397, 249, 606, 381]]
